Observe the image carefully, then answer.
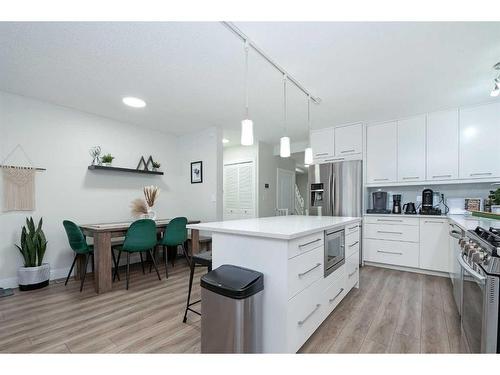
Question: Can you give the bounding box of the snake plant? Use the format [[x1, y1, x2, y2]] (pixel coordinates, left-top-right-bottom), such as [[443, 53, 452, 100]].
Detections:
[[15, 217, 48, 267]]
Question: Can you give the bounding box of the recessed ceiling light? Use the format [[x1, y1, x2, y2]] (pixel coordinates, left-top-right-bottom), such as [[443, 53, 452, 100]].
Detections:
[[122, 96, 146, 108], [222, 138, 229, 144]]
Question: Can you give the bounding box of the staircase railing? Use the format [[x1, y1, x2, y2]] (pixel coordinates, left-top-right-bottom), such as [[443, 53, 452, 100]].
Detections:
[[294, 184, 305, 215]]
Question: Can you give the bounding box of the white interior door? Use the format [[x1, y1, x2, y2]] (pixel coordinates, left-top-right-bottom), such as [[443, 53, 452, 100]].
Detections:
[[277, 168, 295, 215], [223, 161, 255, 220]]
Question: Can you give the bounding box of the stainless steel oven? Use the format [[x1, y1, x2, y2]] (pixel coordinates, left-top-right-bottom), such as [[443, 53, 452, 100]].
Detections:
[[324, 229, 345, 277]]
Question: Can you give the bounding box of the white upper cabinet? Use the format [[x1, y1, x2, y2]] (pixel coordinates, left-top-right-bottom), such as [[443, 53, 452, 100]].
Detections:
[[397, 115, 426, 182], [334, 123, 363, 157], [459, 102, 500, 179], [426, 109, 459, 181], [310, 128, 334, 163], [366, 121, 397, 184]]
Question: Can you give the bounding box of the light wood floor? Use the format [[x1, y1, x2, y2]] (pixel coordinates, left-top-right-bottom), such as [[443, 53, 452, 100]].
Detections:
[[0, 263, 466, 353]]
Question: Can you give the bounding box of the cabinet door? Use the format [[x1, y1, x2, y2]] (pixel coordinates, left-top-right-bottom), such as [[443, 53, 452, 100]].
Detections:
[[427, 109, 459, 181], [366, 121, 397, 183], [334, 123, 362, 157], [310, 128, 334, 163], [419, 219, 450, 272], [459, 102, 500, 179], [397, 115, 426, 182]]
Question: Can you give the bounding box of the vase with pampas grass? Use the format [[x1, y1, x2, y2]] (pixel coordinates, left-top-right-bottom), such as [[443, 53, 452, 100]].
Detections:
[[130, 186, 160, 220]]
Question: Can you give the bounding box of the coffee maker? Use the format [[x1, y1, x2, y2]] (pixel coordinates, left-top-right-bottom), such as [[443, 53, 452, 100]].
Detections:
[[419, 188, 442, 215], [392, 194, 402, 214], [367, 191, 391, 214]]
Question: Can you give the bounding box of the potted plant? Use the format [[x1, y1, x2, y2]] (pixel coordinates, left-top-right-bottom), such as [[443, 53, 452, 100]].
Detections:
[[489, 188, 500, 214], [15, 217, 49, 291], [101, 153, 114, 167], [152, 161, 161, 171]]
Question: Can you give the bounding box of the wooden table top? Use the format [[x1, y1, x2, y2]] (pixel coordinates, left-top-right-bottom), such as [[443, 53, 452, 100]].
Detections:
[[80, 219, 201, 232]]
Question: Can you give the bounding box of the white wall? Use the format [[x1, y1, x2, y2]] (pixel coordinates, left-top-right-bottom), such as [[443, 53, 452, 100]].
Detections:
[[0, 92, 221, 287]]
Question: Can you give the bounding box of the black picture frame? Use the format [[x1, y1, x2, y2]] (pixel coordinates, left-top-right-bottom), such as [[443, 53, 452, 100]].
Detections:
[[191, 161, 203, 184]]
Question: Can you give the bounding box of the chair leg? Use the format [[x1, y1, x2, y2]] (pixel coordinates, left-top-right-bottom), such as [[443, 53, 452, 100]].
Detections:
[[163, 246, 168, 279], [65, 254, 78, 286], [139, 252, 145, 275], [111, 249, 120, 281], [148, 249, 162, 281], [183, 259, 196, 323], [91, 253, 95, 275], [149, 247, 157, 274], [80, 253, 90, 292], [113, 250, 122, 282], [182, 244, 192, 268], [126, 252, 130, 290]]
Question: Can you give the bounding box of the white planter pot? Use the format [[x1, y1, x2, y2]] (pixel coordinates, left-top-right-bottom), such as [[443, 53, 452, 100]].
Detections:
[[18, 263, 50, 291]]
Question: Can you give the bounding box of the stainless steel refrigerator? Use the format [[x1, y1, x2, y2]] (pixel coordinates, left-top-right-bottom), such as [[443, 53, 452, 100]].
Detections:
[[308, 160, 363, 263]]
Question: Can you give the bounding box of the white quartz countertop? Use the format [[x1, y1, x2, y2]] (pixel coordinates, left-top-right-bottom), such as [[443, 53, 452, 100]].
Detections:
[[448, 214, 500, 231], [363, 213, 449, 219], [187, 216, 361, 240]]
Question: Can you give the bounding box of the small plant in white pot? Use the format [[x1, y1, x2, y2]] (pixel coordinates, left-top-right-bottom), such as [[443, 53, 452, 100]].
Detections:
[[101, 153, 114, 167], [15, 217, 49, 291]]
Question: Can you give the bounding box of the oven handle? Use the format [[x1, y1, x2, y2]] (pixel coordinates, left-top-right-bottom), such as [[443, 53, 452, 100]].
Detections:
[[449, 229, 462, 239], [457, 254, 486, 283]]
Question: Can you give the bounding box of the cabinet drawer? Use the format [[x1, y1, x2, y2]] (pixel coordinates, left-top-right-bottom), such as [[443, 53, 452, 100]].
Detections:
[[288, 247, 323, 299], [345, 221, 360, 235], [322, 267, 347, 317], [287, 280, 323, 353], [364, 223, 419, 242], [345, 231, 360, 259], [288, 232, 324, 259], [346, 250, 360, 290], [364, 239, 419, 268], [363, 216, 419, 226]]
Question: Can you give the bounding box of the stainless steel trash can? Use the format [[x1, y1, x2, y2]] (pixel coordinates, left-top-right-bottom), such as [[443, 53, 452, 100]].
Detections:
[[201, 264, 264, 353]]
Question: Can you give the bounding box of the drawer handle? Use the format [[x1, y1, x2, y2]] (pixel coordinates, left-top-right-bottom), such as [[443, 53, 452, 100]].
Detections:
[[324, 157, 344, 162], [402, 176, 419, 180], [315, 152, 329, 156], [376, 219, 403, 222], [432, 174, 452, 178], [298, 238, 322, 248], [329, 288, 344, 303], [470, 172, 492, 176], [377, 250, 403, 255], [348, 225, 358, 230], [348, 268, 358, 278], [424, 220, 444, 224], [298, 263, 321, 278], [340, 149, 356, 154], [298, 304, 321, 326], [373, 178, 389, 181], [348, 241, 359, 248], [377, 230, 403, 235]]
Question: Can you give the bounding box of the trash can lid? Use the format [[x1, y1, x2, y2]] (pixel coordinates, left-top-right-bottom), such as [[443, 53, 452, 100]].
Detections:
[[201, 264, 264, 300]]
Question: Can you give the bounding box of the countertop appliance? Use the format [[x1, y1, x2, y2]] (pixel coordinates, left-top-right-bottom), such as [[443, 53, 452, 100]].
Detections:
[[366, 191, 391, 214], [392, 194, 402, 214], [419, 188, 442, 215], [403, 202, 417, 214], [457, 226, 500, 353], [308, 160, 363, 264], [324, 228, 345, 277]]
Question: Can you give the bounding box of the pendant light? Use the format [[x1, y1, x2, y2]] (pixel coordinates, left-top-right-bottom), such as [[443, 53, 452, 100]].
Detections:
[[280, 74, 291, 158], [304, 95, 313, 165], [241, 40, 254, 146]]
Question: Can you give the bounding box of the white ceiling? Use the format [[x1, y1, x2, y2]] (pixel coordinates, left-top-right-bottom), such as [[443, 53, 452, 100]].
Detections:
[[1, 22, 500, 145]]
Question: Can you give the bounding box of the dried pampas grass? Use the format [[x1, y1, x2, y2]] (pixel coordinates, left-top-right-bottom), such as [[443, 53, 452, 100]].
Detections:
[[130, 198, 148, 218], [144, 185, 160, 207]]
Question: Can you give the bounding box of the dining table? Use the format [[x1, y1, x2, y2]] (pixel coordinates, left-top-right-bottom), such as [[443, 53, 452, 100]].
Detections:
[[79, 218, 201, 293]]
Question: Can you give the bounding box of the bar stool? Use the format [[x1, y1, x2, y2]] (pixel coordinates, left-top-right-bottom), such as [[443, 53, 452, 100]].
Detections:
[[183, 250, 212, 323]]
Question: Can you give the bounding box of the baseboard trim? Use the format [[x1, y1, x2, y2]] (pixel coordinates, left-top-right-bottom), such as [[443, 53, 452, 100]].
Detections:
[[363, 261, 450, 278]]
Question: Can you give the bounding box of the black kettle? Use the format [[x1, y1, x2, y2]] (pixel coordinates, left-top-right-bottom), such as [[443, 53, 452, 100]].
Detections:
[[403, 202, 417, 214]]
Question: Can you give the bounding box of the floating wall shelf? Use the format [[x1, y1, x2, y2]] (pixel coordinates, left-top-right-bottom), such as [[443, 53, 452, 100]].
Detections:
[[88, 165, 164, 175]]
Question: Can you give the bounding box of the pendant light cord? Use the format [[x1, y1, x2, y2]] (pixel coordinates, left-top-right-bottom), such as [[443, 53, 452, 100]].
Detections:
[[244, 40, 249, 118], [283, 74, 287, 135]]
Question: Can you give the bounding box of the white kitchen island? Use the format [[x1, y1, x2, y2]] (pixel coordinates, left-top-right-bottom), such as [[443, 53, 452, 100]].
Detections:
[[187, 215, 361, 353]]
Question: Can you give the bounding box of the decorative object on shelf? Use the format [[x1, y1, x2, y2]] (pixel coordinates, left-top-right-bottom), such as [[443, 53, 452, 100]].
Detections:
[[465, 198, 482, 212], [136, 155, 160, 172], [489, 188, 500, 214], [191, 161, 203, 184], [101, 153, 114, 167], [1, 144, 45, 212], [89, 146, 102, 166], [130, 186, 160, 219], [152, 161, 161, 172], [15, 217, 49, 291]]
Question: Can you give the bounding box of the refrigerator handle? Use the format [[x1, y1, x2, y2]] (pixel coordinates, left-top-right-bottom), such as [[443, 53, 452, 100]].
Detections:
[[330, 168, 334, 215]]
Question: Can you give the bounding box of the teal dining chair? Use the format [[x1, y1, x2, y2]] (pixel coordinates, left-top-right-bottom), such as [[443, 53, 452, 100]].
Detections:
[[113, 219, 161, 289], [154, 217, 189, 278], [63, 220, 121, 292]]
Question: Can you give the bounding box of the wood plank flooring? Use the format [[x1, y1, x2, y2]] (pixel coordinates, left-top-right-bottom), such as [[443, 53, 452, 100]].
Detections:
[[0, 263, 466, 353]]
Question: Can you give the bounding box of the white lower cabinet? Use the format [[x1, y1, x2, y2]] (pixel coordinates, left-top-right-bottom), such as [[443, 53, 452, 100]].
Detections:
[[321, 264, 347, 315], [288, 246, 323, 299], [419, 218, 450, 272], [346, 250, 360, 290]]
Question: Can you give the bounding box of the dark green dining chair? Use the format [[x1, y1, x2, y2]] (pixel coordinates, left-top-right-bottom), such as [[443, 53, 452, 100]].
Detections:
[[154, 217, 189, 278], [63, 220, 94, 292], [113, 219, 161, 290]]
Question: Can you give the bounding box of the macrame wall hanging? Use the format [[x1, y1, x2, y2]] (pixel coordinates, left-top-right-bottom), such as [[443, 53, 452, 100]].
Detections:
[[0, 144, 45, 212]]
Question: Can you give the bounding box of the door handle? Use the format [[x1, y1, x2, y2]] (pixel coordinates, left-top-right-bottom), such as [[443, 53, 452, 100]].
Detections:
[[297, 304, 321, 326], [377, 219, 403, 223], [348, 225, 358, 230], [329, 288, 344, 303], [377, 250, 403, 255], [457, 254, 485, 283], [373, 178, 389, 181], [470, 172, 492, 176], [315, 152, 329, 157], [298, 263, 321, 278], [324, 157, 344, 162], [402, 176, 420, 180], [424, 220, 445, 224]]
